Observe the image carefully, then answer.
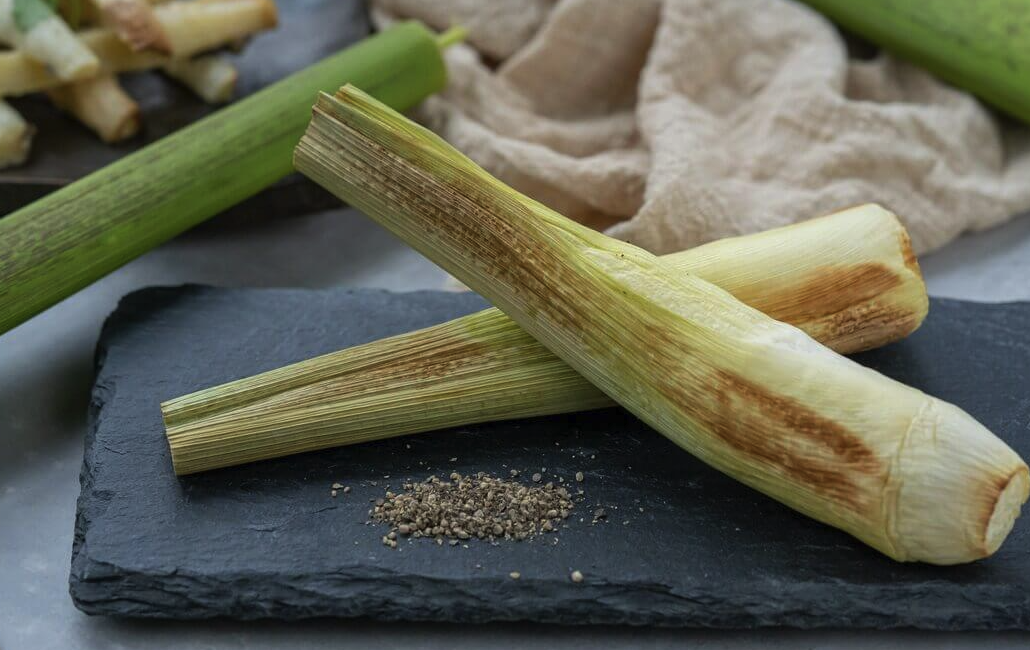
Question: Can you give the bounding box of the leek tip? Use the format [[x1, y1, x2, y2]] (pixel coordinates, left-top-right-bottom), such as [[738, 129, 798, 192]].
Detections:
[[435, 25, 468, 50]]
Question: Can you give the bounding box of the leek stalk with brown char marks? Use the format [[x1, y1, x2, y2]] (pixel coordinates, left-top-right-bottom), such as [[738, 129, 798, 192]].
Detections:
[[288, 86, 1027, 564], [163, 204, 928, 475]]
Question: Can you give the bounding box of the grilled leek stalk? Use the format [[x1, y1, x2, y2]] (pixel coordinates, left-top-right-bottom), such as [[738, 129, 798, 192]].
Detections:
[[287, 86, 1027, 564], [164, 204, 928, 475]]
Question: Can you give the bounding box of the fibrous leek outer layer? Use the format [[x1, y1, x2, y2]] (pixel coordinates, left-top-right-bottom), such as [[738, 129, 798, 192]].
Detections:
[[163, 205, 929, 475], [291, 86, 1028, 564]]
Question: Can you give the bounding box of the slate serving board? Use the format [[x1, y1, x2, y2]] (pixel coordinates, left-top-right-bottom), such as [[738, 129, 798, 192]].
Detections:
[[0, 0, 370, 219], [71, 286, 1030, 628]]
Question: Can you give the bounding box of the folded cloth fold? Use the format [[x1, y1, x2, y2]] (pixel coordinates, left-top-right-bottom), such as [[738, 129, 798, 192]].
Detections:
[[374, 0, 1030, 255]]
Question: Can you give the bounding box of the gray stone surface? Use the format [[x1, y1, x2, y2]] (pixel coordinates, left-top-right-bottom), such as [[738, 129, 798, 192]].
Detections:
[[70, 285, 1030, 628], [3, 206, 1030, 649]]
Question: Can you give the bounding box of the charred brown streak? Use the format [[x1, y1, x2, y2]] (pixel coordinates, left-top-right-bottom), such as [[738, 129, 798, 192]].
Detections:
[[744, 262, 903, 326], [661, 368, 882, 512], [898, 229, 923, 279], [822, 301, 922, 353], [364, 335, 491, 383], [367, 142, 606, 336]]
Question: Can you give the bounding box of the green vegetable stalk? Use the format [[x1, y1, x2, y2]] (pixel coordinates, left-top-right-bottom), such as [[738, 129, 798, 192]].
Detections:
[[0, 21, 458, 336], [800, 0, 1030, 124]]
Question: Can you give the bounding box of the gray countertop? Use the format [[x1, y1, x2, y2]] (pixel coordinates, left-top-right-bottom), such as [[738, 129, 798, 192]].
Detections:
[[2, 206, 1030, 650]]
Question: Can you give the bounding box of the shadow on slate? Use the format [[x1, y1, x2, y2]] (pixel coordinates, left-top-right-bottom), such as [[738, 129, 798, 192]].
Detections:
[[0, 0, 369, 220], [71, 286, 1030, 628]]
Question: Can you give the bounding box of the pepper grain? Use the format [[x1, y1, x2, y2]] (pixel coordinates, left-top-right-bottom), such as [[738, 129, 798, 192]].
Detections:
[[372, 472, 574, 547]]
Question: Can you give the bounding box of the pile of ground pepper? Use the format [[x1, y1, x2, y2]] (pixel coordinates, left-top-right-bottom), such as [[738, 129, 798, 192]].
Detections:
[[372, 472, 575, 547]]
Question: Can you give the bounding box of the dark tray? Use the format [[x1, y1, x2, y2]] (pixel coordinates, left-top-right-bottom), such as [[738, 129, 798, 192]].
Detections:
[[0, 0, 370, 219], [71, 287, 1030, 628]]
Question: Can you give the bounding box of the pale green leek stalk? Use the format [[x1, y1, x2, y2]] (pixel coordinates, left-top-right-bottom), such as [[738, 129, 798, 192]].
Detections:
[[290, 86, 1028, 565], [800, 0, 1030, 124], [163, 204, 929, 475]]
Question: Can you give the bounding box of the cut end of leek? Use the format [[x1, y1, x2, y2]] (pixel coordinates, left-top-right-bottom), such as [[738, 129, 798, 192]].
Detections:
[[985, 468, 1030, 556], [435, 25, 468, 50]]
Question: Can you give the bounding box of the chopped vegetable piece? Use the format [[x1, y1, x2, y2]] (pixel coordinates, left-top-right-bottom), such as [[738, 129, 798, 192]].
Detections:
[[163, 55, 237, 104], [0, 0, 99, 80], [0, 99, 34, 168], [48, 73, 139, 142]]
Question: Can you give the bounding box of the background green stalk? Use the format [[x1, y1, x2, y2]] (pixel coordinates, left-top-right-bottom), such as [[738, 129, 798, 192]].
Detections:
[[801, 0, 1030, 123], [0, 21, 457, 336]]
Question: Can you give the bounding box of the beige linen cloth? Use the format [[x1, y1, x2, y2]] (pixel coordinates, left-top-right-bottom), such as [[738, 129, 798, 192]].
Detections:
[[374, 0, 1030, 256]]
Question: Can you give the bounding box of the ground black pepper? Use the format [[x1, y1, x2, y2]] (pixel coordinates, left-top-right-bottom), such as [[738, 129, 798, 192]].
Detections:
[[371, 472, 574, 546]]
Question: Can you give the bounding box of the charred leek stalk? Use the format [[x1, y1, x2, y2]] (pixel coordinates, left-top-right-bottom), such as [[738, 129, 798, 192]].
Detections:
[[164, 204, 929, 475], [289, 86, 1027, 564]]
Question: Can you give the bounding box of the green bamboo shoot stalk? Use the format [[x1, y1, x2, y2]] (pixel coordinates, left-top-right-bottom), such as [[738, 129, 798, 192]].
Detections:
[[290, 85, 1028, 564], [800, 0, 1030, 124], [0, 22, 458, 336], [163, 204, 929, 475]]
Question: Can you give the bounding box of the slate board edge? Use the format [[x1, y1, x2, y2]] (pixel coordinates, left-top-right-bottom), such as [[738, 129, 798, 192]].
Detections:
[[69, 285, 1030, 629]]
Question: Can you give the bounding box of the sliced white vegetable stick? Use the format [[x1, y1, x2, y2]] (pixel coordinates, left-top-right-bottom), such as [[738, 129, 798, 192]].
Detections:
[[163, 55, 237, 103], [92, 0, 172, 53], [0, 98, 33, 168], [0, 0, 277, 95], [0, 0, 99, 80], [48, 73, 139, 142]]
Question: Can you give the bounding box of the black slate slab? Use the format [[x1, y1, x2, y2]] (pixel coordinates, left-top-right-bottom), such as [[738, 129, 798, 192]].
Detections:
[[71, 287, 1030, 628], [0, 0, 369, 219]]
